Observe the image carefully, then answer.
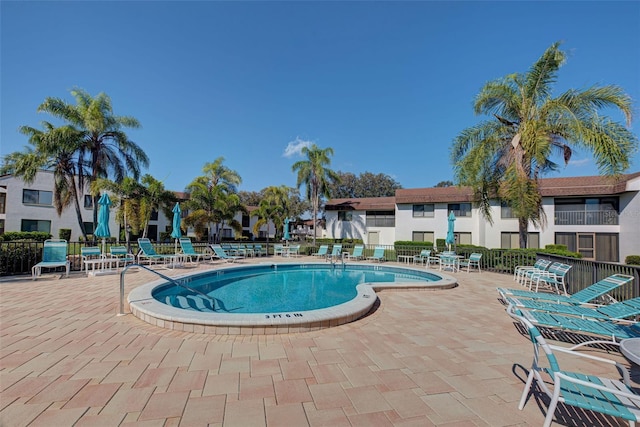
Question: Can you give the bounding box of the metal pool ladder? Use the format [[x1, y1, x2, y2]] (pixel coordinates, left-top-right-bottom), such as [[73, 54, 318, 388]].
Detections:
[[118, 263, 216, 315]]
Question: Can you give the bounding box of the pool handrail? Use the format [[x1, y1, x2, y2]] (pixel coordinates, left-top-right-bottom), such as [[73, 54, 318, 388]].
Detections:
[[119, 263, 215, 315]]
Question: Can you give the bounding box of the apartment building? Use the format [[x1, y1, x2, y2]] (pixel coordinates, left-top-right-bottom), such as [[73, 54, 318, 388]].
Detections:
[[0, 171, 275, 242], [325, 172, 640, 262]]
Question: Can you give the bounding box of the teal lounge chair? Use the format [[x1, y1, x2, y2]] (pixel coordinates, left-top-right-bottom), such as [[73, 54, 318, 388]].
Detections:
[[109, 245, 135, 268], [179, 237, 210, 264], [81, 246, 103, 274], [313, 245, 329, 258], [288, 244, 301, 257], [507, 295, 640, 321], [327, 244, 342, 261], [520, 261, 562, 290], [509, 304, 640, 342], [346, 245, 364, 261], [32, 239, 70, 280], [137, 238, 178, 267], [530, 262, 572, 294], [274, 244, 285, 256], [367, 246, 385, 262], [210, 244, 243, 263], [497, 273, 631, 305], [508, 305, 640, 427]]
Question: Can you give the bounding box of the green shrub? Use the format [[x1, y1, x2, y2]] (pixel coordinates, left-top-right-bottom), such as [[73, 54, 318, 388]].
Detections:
[[625, 255, 640, 265], [1, 231, 51, 241], [0, 242, 40, 274], [58, 229, 72, 241], [394, 241, 434, 248]]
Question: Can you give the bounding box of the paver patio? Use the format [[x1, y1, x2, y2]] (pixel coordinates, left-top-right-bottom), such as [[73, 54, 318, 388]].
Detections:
[[1, 257, 635, 426]]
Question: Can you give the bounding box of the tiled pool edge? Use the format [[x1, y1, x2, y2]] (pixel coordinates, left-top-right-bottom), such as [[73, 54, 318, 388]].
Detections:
[[127, 263, 458, 335]]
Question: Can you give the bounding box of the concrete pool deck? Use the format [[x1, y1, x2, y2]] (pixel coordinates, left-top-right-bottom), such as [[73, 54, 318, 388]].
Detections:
[[1, 256, 636, 426]]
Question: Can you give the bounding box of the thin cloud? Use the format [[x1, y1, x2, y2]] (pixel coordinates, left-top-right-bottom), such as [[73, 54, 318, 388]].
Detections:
[[568, 158, 590, 167], [283, 137, 312, 158]]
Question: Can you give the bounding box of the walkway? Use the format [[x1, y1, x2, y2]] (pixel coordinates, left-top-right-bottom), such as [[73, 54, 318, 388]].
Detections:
[[0, 258, 634, 426]]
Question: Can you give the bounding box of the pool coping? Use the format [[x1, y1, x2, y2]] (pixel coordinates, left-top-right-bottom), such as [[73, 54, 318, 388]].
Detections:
[[127, 262, 458, 335]]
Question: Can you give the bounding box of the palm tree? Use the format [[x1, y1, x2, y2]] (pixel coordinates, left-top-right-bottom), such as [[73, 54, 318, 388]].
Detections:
[[292, 144, 340, 246], [92, 177, 145, 239], [1, 123, 90, 240], [137, 175, 177, 239], [184, 158, 243, 242], [37, 89, 149, 231], [451, 41, 638, 248]]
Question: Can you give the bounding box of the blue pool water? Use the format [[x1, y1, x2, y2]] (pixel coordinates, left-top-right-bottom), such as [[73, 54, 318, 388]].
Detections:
[[153, 264, 440, 314]]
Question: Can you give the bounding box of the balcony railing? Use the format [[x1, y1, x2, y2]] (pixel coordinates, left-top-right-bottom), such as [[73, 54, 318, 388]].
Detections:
[[554, 210, 619, 225]]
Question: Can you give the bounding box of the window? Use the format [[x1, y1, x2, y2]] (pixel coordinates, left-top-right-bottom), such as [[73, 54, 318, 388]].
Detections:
[[555, 232, 619, 262], [84, 195, 93, 209], [150, 209, 158, 221], [447, 203, 472, 217], [365, 211, 395, 227], [501, 202, 517, 219], [338, 211, 352, 221], [412, 231, 434, 243], [455, 232, 472, 245], [242, 214, 250, 227], [23, 189, 53, 206], [501, 232, 540, 249], [0, 219, 4, 234], [83, 222, 94, 235], [0, 192, 5, 214], [21, 219, 51, 233], [412, 204, 434, 218]]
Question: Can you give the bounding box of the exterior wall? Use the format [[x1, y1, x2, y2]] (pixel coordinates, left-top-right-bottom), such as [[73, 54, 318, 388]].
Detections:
[[620, 176, 640, 260], [325, 211, 367, 241], [0, 171, 118, 241]]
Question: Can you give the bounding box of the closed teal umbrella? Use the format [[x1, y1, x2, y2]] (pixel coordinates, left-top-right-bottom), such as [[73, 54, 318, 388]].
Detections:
[[171, 203, 182, 255], [445, 211, 456, 251], [283, 217, 291, 241], [95, 193, 112, 253]]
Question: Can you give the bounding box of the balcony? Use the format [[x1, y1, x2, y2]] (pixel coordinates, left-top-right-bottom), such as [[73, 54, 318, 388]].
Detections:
[[554, 210, 619, 225]]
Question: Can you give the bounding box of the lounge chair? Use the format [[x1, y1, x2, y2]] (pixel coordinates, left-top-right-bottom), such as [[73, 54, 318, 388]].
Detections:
[[497, 273, 631, 305], [253, 244, 267, 257], [137, 238, 178, 267], [179, 237, 211, 264], [413, 249, 431, 265], [327, 244, 342, 261], [210, 244, 243, 263], [288, 244, 301, 257], [507, 295, 640, 321], [514, 259, 551, 283], [367, 246, 385, 262], [32, 239, 70, 280], [507, 305, 640, 427], [345, 245, 364, 261], [81, 246, 103, 274], [312, 245, 329, 258], [520, 261, 562, 289], [509, 303, 640, 342], [459, 252, 482, 273]]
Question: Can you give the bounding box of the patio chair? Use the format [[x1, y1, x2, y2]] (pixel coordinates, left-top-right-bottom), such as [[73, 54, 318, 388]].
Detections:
[[327, 244, 342, 261], [137, 238, 178, 267], [288, 244, 301, 257], [81, 246, 103, 274], [32, 239, 70, 280], [367, 246, 385, 262], [520, 261, 562, 289], [530, 262, 572, 294], [274, 244, 285, 256], [413, 249, 431, 265], [109, 245, 135, 268], [253, 244, 267, 257], [514, 259, 551, 283], [179, 237, 211, 264], [209, 244, 243, 263], [459, 252, 482, 273], [345, 245, 364, 261], [507, 305, 640, 427], [312, 245, 329, 258], [497, 273, 631, 306]]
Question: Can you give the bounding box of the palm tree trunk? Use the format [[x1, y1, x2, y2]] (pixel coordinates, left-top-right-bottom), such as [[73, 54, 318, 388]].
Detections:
[[69, 175, 89, 241], [518, 217, 528, 249]]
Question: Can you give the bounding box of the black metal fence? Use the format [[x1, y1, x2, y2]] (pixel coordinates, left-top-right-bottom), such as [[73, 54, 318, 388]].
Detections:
[[2, 241, 639, 299]]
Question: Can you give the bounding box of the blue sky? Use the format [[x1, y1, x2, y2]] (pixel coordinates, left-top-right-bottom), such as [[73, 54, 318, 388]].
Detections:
[[2, 1, 639, 194]]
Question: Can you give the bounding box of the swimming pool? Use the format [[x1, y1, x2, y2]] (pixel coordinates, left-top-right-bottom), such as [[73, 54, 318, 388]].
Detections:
[[128, 262, 457, 334]]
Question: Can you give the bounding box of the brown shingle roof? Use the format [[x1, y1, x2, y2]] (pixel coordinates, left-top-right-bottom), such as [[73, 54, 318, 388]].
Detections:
[[325, 197, 396, 211], [326, 172, 640, 207]]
